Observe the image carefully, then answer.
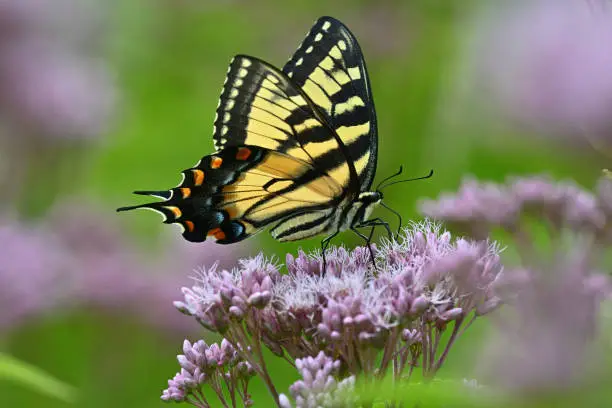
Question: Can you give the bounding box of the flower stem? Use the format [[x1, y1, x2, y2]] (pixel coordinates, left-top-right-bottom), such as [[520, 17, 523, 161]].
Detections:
[[433, 316, 464, 373], [378, 327, 400, 378], [226, 324, 281, 406], [249, 322, 281, 406]]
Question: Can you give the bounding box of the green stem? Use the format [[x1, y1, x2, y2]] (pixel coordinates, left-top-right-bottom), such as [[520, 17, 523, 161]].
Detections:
[[433, 316, 464, 373]]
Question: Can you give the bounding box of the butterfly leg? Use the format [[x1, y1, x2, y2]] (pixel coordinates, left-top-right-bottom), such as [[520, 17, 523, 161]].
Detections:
[[350, 225, 378, 271], [380, 203, 403, 237], [320, 231, 339, 275], [358, 218, 393, 240]]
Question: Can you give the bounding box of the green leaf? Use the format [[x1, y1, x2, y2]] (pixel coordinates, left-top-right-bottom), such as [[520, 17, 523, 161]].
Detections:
[[0, 352, 77, 403]]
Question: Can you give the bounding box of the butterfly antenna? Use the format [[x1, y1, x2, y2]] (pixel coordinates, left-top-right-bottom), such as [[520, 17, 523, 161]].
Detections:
[[379, 169, 434, 190], [376, 165, 404, 191]]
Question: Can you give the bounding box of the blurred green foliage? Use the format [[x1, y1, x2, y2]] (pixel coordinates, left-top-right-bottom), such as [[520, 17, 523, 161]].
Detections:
[[0, 352, 76, 403], [3, 0, 610, 407]]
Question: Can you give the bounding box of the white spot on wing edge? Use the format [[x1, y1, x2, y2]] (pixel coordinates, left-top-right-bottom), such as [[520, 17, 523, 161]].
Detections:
[[322, 21, 331, 31], [146, 190, 173, 200], [241, 59, 252, 68], [314, 33, 323, 42], [296, 57, 304, 66], [223, 112, 231, 123], [176, 172, 186, 187], [338, 40, 347, 51], [306, 45, 314, 54]]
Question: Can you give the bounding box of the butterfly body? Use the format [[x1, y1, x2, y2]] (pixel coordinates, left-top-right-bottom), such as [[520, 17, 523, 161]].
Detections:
[[118, 16, 395, 256]]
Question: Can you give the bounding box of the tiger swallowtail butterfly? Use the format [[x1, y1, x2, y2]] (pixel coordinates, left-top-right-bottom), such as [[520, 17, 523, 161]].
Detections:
[[117, 16, 431, 268]]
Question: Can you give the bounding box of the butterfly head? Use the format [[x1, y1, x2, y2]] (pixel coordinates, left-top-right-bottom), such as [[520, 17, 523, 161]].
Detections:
[[356, 167, 435, 234], [351, 191, 383, 226], [357, 191, 382, 210], [357, 191, 383, 206]]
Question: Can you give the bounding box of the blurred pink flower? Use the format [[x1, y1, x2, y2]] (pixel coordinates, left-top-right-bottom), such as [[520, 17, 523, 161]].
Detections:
[[472, 0, 612, 151], [0, 0, 104, 48], [421, 173, 612, 394], [0, 0, 117, 142], [477, 250, 610, 394], [0, 199, 244, 333], [0, 217, 72, 330], [0, 43, 116, 140]]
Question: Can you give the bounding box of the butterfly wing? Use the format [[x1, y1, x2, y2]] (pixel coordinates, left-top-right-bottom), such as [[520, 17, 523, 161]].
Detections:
[[212, 55, 360, 194], [118, 17, 378, 244], [117, 145, 343, 243], [283, 16, 378, 191]]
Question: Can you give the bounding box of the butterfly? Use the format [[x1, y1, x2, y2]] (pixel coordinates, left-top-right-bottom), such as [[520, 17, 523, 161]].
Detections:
[[117, 16, 432, 270]]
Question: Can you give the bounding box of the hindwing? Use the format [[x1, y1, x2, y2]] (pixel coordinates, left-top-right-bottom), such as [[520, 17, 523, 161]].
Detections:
[[116, 146, 343, 243]]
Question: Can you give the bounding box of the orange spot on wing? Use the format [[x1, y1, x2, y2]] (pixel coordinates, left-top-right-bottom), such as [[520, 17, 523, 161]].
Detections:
[[180, 187, 191, 198], [208, 227, 226, 240], [236, 147, 252, 160], [164, 206, 182, 219], [192, 169, 205, 186], [225, 205, 238, 218], [184, 220, 195, 232], [211, 157, 223, 169]]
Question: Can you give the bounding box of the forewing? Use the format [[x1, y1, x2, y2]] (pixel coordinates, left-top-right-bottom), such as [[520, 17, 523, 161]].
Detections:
[[283, 16, 378, 190], [212, 55, 358, 193]]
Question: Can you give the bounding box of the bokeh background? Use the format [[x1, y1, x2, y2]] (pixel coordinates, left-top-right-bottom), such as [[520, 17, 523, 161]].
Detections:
[[2, 0, 611, 406]]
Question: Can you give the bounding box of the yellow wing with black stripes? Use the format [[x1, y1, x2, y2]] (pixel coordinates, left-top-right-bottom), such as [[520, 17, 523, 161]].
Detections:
[[212, 54, 360, 194], [283, 16, 378, 190], [213, 16, 377, 191], [117, 145, 344, 243], [117, 16, 378, 244]]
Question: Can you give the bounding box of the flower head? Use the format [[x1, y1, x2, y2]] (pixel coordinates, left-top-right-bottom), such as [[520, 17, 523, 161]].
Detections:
[[419, 179, 519, 239], [280, 352, 356, 408], [175, 221, 504, 380], [420, 174, 611, 239], [174, 254, 280, 332], [160, 371, 190, 402], [161, 338, 255, 406]]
